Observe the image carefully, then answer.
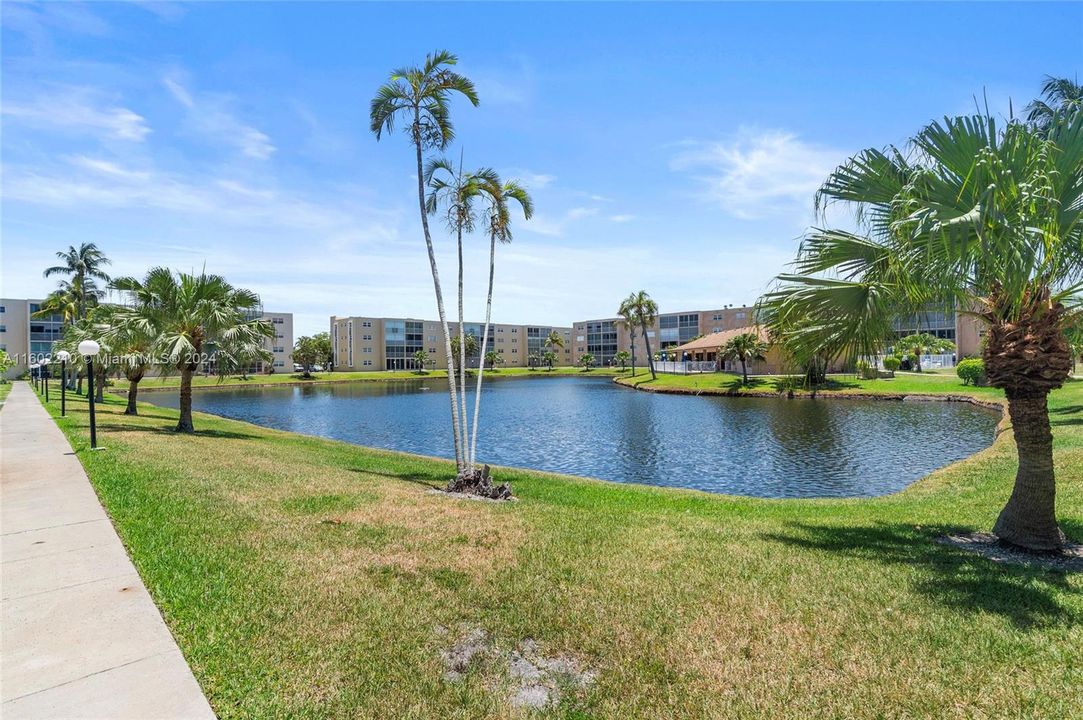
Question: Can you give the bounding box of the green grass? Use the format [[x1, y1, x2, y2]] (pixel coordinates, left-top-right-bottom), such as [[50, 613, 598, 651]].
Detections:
[[118, 365, 624, 393], [0, 381, 12, 408], [35, 376, 1083, 719], [616, 369, 1006, 398]]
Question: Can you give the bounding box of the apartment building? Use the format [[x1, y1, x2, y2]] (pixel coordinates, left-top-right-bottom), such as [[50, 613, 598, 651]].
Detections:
[[573, 304, 985, 367], [263, 312, 294, 372], [571, 305, 758, 367], [329, 315, 573, 370], [0, 299, 65, 379]]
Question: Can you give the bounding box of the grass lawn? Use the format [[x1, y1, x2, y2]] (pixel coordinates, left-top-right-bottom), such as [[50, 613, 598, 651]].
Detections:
[[35, 376, 1082, 719], [117, 365, 623, 393], [617, 369, 1007, 399], [0, 381, 12, 408]]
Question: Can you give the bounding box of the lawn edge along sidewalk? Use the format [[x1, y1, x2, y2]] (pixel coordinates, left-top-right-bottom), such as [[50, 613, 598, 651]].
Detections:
[[1, 382, 216, 720]]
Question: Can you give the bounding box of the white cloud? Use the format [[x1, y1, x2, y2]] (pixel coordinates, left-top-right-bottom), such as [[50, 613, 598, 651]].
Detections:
[[523, 206, 598, 237], [507, 170, 555, 189], [2, 86, 150, 141], [672, 129, 847, 221], [609, 214, 635, 223], [162, 70, 275, 160]]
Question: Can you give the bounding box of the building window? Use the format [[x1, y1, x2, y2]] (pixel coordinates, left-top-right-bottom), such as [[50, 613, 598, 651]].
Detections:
[[363, 359, 373, 367], [273, 346, 284, 353], [363, 334, 372, 341], [273, 361, 284, 367], [0, 325, 5, 333], [428, 347, 437, 353], [363, 347, 373, 353]]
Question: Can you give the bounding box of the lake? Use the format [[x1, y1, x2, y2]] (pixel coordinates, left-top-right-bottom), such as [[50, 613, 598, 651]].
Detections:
[[143, 375, 1000, 498]]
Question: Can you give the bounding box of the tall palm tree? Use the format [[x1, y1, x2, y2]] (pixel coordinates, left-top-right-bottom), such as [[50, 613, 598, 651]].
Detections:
[[426, 158, 496, 467], [620, 291, 659, 380], [617, 304, 638, 376], [111, 268, 273, 433], [722, 332, 769, 384], [43, 243, 112, 319], [467, 176, 533, 473], [371, 50, 479, 477], [760, 108, 1083, 551], [544, 329, 563, 356], [34, 278, 104, 325], [1026, 75, 1082, 132]]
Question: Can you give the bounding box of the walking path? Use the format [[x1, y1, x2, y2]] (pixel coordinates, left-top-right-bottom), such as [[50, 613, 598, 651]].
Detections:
[[1, 382, 215, 719]]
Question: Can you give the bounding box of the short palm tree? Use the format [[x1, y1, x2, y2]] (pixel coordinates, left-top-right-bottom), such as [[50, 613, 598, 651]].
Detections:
[[577, 353, 595, 370], [483, 349, 503, 370], [722, 332, 769, 384], [44, 243, 111, 320], [111, 268, 273, 433], [542, 350, 558, 370], [619, 291, 659, 380], [894, 332, 955, 372], [99, 305, 155, 414], [613, 350, 631, 372], [412, 349, 430, 373], [760, 108, 1083, 550], [371, 50, 478, 479]]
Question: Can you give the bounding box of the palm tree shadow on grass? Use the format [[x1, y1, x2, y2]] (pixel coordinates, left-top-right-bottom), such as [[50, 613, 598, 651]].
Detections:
[[1049, 404, 1083, 427], [96, 423, 263, 440], [762, 522, 1079, 630]]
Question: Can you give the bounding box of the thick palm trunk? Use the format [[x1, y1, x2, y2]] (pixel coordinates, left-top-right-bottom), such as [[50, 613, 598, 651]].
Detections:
[[76, 373, 84, 395], [983, 287, 1072, 550], [741, 359, 748, 384], [642, 325, 656, 380], [469, 233, 497, 470], [125, 370, 143, 415], [177, 366, 195, 433], [993, 392, 1065, 549], [630, 330, 637, 376], [413, 128, 463, 471], [95, 365, 106, 402]]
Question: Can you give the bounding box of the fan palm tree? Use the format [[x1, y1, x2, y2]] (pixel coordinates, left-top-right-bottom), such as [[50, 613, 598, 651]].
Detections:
[[111, 268, 273, 433], [619, 291, 659, 380], [97, 305, 156, 414], [1026, 75, 1082, 132], [722, 332, 769, 384], [760, 108, 1083, 551], [542, 350, 558, 370], [43, 243, 112, 319], [449, 333, 478, 371], [371, 50, 478, 478], [34, 277, 104, 325], [613, 350, 631, 372], [544, 329, 563, 356], [412, 349, 430, 373]]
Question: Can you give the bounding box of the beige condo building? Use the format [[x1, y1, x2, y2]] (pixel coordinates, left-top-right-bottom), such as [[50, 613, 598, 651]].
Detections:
[[329, 315, 574, 371]]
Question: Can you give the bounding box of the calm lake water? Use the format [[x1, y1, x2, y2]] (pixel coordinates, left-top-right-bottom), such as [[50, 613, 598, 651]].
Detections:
[[144, 376, 999, 498]]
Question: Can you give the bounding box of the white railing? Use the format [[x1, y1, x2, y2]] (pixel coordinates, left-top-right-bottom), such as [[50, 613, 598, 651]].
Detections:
[[654, 360, 719, 374], [871, 353, 956, 370]]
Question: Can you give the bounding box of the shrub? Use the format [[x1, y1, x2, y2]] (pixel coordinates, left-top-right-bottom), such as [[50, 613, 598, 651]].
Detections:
[[956, 357, 985, 386], [856, 359, 878, 380], [882, 356, 901, 372]]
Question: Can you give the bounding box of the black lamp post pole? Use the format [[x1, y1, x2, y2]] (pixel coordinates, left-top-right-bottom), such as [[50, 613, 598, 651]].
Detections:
[[44, 365, 49, 402], [86, 357, 97, 449], [61, 360, 67, 416]]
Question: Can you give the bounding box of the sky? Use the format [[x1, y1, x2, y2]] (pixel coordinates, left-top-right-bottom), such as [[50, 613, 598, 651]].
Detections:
[[2, 2, 1080, 336]]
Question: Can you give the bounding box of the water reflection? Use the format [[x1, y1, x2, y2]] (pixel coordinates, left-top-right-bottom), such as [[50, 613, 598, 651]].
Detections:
[[144, 376, 999, 498]]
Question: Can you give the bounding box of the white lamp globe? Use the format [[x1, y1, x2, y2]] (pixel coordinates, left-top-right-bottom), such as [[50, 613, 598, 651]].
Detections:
[[78, 340, 101, 357], [30, 363, 39, 370], [55, 350, 71, 363]]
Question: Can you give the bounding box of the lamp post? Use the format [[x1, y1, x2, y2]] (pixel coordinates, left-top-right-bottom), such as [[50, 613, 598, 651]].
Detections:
[[78, 340, 101, 449], [44, 360, 49, 402], [56, 351, 70, 416]]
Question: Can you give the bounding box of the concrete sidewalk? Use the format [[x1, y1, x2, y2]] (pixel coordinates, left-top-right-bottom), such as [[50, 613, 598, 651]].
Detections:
[[1, 382, 215, 719]]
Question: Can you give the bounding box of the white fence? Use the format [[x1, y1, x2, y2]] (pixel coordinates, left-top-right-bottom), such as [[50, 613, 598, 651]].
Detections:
[[871, 353, 956, 370], [653, 360, 719, 375]]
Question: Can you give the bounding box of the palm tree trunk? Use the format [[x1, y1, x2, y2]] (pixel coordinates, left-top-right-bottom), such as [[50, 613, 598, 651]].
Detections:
[[741, 358, 748, 384], [177, 366, 195, 433], [993, 392, 1066, 549], [630, 329, 637, 377], [76, 372, 84, 396], [95, 365, 105, 402], [642, 324, 656, 380], [469, 233, 497, 470], [413, 124, 463, 472], [456, 225, 469, 472], [125, 369, 143, 415]]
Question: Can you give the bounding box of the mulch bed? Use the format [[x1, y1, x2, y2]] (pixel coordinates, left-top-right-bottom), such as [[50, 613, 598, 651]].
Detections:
[[936, 532, 1083, 572]]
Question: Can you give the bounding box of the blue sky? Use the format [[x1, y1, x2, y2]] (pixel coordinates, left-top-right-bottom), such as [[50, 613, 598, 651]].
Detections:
[[2, 2, 1080, 335]]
